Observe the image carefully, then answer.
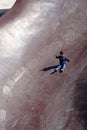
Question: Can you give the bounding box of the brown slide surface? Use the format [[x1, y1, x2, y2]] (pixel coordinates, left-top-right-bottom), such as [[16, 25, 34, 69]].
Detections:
[[0, 0, 87, 130]]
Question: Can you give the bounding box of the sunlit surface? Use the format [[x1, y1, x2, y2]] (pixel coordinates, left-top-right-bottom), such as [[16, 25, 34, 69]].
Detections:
[[3, 67, 26, 96], [0, 110, 6, 122], [0, 0, 87, 130], [0, 0, 16, 9], [0, 2, 56, 58]]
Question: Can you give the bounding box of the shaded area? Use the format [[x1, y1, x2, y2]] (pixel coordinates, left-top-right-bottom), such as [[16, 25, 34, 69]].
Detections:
[[41, 65, 64, 74], [41, 65, 58, 72], [0, 10, 8, 17], [74, 65, 87, 128]]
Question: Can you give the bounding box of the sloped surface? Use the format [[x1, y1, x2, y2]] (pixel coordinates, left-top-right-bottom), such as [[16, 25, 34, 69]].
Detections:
[[0, 0, 87, 130]]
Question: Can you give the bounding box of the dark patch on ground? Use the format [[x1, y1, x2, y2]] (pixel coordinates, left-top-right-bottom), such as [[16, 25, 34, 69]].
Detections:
[[0, 9, 8, 17], [74, 66, 87, 128], [41, 65, 58, 72], [41, 64, 64, 74]]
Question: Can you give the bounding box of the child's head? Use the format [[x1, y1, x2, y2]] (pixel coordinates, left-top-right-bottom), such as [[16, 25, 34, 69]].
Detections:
[[60, 51, 64, 56]]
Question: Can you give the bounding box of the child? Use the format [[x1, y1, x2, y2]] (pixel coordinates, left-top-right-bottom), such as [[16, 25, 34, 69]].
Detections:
[[51, 51, 70, 74]]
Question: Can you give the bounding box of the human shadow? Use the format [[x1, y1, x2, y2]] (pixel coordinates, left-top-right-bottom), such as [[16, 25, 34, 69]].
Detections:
[[41, 65, 58, 72], [41, 65, 63, 74]]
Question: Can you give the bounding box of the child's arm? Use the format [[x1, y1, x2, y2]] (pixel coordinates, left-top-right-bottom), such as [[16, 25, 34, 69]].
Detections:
[[55, 55, 60, 59], [66, 58, 70, 62]]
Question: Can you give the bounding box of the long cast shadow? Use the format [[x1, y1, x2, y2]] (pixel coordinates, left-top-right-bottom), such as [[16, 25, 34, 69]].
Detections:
[[41, 65, 58, 72]]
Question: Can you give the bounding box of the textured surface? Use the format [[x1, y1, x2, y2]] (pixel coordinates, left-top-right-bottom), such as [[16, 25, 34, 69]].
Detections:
[[0, 0, 87, 130]]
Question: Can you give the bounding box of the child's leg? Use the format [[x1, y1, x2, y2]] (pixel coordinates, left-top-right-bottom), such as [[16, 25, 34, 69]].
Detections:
[[50, 69, 57, 74], [50, 65, 61, 74], [56, 65, 61, 71], [60, 64, 66, 71]]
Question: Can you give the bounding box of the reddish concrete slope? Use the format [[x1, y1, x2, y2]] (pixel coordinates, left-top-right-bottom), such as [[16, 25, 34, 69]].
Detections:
[[0, 0, 87, 130]]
